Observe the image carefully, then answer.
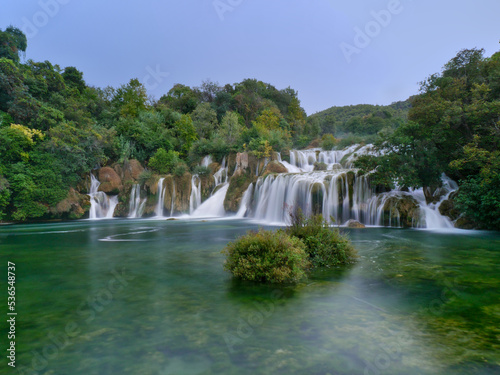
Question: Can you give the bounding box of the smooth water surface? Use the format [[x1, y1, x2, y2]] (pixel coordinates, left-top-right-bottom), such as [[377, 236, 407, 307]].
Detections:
[[0, 220, 499, 374]]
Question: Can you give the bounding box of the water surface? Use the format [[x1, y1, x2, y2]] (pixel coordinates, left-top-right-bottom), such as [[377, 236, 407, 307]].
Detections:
[[0, 220, 499, 374]]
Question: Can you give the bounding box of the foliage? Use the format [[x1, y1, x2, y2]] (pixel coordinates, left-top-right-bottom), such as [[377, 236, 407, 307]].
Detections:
[[173, 163, 188, 177], [223, 229, 310, 284], [148, 149, 180, 175], [286, 211, 358, 267], [193, 165, 211, 177], [321, 134, 336, 150]]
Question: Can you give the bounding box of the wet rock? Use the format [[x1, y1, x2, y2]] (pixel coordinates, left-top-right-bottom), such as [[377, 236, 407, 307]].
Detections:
[[346, 220, 366, 228], [313, 162, 327, 171], [224, 169, 254, 213], [455, 216, 476, 230], [51, 188, 88, 219], [439, 199, 460, 221], [263, 161, 288, 175], [98, 167, 122, 194]]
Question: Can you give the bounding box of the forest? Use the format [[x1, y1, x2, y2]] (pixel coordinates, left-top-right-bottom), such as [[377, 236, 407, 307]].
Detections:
[[0, 26, 499, 229]]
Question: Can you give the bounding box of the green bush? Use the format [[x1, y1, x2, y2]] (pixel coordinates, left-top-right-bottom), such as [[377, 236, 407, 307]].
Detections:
[[193, 165, 211, 177], [286, 211, 358, 267], [223, 229, 310, 284], [321, 134, 336, 150], [173, 163, 187, 177], [148, 148, 180, 175]]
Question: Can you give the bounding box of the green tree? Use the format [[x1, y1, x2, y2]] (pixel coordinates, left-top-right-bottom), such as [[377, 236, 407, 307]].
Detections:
[[191, 102, 218, 139]]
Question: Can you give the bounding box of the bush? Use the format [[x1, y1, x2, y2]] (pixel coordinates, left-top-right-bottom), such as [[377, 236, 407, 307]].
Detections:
[[321, 134, 337, 150], [173, 163, 187, 177], [223, 229, 310, 284], [193, 165, 211, 177], [286, 211, 358, 267], [148, 148, 180, 175]]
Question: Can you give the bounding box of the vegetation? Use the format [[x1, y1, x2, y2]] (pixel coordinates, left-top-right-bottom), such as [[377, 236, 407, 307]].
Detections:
[[223, 213, 357, 284], [0, 26, 311, 222], [286, 211, 358, 267], [0, 23, 498, 230], [223, 229, 310, 284], [355, 48, 500, 230]]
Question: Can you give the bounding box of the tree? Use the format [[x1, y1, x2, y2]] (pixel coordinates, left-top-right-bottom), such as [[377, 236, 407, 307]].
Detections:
[[173, 114, 197, 155], [217, 111, 243, 146], [191, 103, 218, 139], [112, 78, 148, 117], [160, 84, 199, 114], [148, 148, 180, 175], [0, 26, 27, 62]]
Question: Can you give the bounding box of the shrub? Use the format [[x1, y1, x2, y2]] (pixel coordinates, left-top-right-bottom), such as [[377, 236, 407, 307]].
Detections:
[[223, 229, 310, 284], [193, 165, 211, 177], [321, 134, 337, 150], [137, 170, 153, 186], [173, 163, 187, 177], [148, 148, 180, 175], [286, 211, 358, 267]]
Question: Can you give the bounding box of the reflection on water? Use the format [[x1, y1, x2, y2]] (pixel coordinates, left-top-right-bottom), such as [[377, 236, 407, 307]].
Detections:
[[0, 220, 499, 374]]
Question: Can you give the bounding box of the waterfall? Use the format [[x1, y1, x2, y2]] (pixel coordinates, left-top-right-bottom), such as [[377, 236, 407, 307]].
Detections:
[[236, 184, 254, 218], [155, 178, 166, 217], [192, 184, 229, 218], [88, 174, 118, 220], [170, 181, 176, 216], [128, 184, 146, 218], [201, 155, 213, 167], [190, 175, 202, 214], [213, 156, 228, 187]]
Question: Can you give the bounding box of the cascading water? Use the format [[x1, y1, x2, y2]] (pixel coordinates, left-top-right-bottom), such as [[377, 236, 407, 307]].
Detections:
[[128, 184, 146, 218], [155, 178, 166, 217], [190, 175, 202, 214], [88, 174, 118, 220], [170, 181, 176, 216], [236, 184, 254, 218], [185, 148, 457, 229]]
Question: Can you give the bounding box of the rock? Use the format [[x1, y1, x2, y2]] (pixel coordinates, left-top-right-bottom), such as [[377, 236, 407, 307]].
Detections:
[[98, 167, 122, 194], [455, 216, 476, 230], [166, 218, 177, 221], [235, 152, 249, 170], [313, 162, 327, 171], [113, 159, 144, 183], [263, 161, 288, 175], [381, 195, 421, 228], [346, 220, 366, 228], [438, 199, 460, 221], [51, 188, 88, 219], [224, 169, 254, 213]]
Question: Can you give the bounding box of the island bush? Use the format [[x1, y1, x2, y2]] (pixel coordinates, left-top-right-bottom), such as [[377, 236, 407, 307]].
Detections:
[[286, 211, 358, 267], [223, 212, 358, 284], [223, 229, 310, 284]]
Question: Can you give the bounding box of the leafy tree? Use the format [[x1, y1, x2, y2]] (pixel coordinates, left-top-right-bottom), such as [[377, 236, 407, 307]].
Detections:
[[172, 114, 197, 155], [148, 148, 180, 175], [160, 84, 199, 114], [191, 102, 218, 139], [0, 26, 27, 62]]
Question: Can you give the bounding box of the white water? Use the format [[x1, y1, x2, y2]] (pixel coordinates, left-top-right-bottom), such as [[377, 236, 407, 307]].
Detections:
[[190, 175, 202, 214], [88, 174, 118, 220], [192, 184, 229, 218], [155, 178, 166, 217], [128, 184, 146, 218], [236, 184, 254, 218]]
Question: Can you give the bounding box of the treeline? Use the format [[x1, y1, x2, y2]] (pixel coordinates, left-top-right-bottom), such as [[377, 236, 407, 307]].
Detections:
[[355, 48, 500, 230], [0, 26, 319, 221], [308, 101, 411, 146]]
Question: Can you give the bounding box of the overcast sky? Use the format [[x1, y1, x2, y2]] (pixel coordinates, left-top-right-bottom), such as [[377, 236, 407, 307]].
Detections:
[[1, 0, 499, 115]]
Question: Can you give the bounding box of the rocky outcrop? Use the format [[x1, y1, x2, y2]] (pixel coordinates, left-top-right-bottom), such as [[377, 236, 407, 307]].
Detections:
[[263, 161, 288, 175], [313, 162, 327, 171], [114, 159, 144, 183], [224, 169, 254, 213], [98, 167, 122, 195], [346, 220, 366, 228], [51, 188, 89, 219], [381, 195, 421, 228]]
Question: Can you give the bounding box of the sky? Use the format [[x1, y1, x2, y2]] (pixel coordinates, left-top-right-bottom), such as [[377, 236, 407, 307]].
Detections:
[[1, 0, 499, 115]]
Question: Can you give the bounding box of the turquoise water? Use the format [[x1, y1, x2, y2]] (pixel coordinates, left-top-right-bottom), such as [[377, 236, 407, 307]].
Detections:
[[0, 219, 499, 374]]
